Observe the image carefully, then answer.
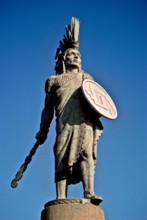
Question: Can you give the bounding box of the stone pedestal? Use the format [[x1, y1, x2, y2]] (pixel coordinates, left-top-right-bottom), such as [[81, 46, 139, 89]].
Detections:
[[41, 198, 105, 220]]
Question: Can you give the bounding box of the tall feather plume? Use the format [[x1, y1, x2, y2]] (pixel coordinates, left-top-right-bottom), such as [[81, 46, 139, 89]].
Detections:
[[72, 17, 80, 42], [55, 17, 80, 74]]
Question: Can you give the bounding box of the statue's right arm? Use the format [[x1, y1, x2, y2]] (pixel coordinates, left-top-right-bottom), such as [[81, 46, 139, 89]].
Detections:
[[36, 78, 55, 144]]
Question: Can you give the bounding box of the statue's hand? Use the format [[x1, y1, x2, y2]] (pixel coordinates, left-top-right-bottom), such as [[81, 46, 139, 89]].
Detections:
[[35, 130, 48, 145]]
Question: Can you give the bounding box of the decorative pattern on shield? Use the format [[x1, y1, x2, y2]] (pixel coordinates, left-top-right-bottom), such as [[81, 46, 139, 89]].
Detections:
[[82, 79, 118, 120]]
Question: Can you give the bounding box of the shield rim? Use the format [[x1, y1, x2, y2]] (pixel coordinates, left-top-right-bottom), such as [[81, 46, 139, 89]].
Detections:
[[82, 79, 118, 120]]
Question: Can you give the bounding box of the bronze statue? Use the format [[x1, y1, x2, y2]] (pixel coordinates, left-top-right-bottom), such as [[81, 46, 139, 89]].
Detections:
[[36, 18, 104, 200]]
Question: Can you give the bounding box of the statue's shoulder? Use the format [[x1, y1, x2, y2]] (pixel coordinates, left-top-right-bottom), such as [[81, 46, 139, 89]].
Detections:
[[83, 71, 94, 80], [45, 75, 57, 93]]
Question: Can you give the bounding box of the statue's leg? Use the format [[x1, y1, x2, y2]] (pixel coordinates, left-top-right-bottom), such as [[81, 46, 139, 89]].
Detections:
[[80, 155, 95, 197], [56, 179, 68, 199], [80, 130, 95, 198]]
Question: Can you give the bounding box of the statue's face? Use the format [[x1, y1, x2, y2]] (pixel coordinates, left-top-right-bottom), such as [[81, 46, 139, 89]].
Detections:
[[64, 49, 81, 69]]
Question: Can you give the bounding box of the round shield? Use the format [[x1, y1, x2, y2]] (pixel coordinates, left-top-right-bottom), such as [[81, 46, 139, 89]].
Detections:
[[82, 79, 118, 119]]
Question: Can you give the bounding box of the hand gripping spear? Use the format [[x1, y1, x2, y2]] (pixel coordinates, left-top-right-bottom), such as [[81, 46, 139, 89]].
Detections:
[[11, 141, 40, 188]]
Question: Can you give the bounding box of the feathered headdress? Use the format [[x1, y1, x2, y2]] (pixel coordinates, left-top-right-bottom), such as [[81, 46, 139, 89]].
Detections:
[[55, 17, 80, 74]]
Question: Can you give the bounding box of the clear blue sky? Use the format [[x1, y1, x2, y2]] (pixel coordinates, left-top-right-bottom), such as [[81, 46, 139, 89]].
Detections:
[[0, 0, 146, 219]]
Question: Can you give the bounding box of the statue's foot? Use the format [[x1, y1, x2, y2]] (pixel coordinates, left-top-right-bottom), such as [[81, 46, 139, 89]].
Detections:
[[84, 192, 103, 201]]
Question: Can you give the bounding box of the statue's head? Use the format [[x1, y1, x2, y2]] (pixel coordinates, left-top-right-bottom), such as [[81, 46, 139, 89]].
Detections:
[[63, 48, 81, 71], [55, 17, 81, 74]]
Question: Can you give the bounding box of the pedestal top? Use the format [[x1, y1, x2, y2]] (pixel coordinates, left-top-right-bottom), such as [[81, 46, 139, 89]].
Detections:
[[41, 198, 105, 220], [44, 197, 103, 208]]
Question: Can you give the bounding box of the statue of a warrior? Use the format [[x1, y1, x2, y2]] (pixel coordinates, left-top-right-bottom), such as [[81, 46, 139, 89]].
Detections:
[[36, 17, 104, 200]]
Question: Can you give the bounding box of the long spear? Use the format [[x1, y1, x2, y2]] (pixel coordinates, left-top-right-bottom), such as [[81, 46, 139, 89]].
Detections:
[[11, 141, 40, 188]]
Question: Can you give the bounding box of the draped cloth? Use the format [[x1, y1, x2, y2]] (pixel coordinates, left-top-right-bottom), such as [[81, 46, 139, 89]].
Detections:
[[46, 71, 103, 184]]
